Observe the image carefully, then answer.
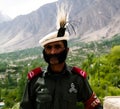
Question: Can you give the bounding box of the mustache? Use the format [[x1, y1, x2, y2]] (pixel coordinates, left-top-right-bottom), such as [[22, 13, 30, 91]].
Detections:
[[43, 48, 68, 64], [45, 53, 62, 59]]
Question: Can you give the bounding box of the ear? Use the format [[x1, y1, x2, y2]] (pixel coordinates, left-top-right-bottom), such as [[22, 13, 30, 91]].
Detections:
[[67, 47, 69, 52]]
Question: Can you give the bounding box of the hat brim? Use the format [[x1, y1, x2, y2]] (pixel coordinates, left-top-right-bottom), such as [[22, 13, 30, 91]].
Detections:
[[39, 31, 69, 47]]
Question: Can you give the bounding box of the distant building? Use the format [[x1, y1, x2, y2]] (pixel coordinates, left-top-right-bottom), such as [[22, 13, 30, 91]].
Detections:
[[103, 96, 120, 109], [0, 102, 5, 108], [0, 74, 6, 79]]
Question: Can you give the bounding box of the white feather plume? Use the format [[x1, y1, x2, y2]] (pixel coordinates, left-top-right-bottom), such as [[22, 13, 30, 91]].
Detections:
[[56, 3, 71, 30]]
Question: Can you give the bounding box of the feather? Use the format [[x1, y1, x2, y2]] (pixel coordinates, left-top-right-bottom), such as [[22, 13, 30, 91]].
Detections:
[[56, 3, 70, 29], [56, 3, 71, 37]]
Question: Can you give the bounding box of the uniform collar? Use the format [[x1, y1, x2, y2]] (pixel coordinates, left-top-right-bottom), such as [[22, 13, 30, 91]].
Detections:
[[46, 64, 71, 77]]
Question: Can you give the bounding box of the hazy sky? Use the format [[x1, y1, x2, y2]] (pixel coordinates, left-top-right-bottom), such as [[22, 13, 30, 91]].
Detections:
[[0, 0, 58, 19]]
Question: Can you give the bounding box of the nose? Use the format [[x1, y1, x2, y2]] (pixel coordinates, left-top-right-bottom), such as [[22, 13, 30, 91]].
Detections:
[[50, 47, 56, 54]]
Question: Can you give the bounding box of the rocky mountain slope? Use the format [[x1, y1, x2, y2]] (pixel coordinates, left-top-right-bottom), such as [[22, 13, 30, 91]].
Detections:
[[0, 0, 120, 53]]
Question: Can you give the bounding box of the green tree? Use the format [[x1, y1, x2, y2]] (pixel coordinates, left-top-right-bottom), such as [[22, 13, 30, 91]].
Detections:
[[109, 45, 120, 65]]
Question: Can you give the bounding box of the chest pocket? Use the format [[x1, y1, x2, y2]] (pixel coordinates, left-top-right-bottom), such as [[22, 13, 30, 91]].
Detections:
[[61, 82, 78, 109], [36, 88, 52, 102], [35, 77, 52, 109], [35, 87, 52, 109]]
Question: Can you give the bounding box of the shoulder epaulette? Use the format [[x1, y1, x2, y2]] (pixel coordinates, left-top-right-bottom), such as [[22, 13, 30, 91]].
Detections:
[[71, 66, 87, 78], [27, 67, 42, 80]]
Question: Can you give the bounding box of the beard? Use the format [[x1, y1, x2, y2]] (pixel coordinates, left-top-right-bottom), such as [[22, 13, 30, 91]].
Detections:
[[43, 48, 68, 64]]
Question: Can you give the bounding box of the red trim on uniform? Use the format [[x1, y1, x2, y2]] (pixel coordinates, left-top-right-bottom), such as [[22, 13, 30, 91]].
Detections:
[[84, 92, 101, 109], [27, 67, 42, 80], [72, 66, 87, 78]]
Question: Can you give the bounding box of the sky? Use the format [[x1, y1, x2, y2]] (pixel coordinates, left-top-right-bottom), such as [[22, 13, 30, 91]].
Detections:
[[0, 0, 58, 19]]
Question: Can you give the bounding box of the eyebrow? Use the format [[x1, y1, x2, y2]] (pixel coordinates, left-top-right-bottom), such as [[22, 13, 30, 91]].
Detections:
[[45, 44, 63, 48]]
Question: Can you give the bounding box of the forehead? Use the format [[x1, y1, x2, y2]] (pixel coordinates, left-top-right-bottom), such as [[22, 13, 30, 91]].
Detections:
[[44, 41, 64, 47]]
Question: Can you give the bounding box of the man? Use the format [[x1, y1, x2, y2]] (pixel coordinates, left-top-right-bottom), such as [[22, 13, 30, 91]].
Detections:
[[20, 4, 103, 109]]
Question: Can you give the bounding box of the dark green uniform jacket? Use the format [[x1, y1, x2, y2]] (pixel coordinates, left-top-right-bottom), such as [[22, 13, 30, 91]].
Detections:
[[20, 65, 103, 109]]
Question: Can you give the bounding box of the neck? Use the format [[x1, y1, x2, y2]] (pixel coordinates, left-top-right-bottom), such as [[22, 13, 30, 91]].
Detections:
[[50, 62, 65, 73]]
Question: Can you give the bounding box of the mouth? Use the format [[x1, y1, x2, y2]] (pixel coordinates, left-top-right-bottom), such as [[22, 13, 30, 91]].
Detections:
[[49, 57, 59, 64]]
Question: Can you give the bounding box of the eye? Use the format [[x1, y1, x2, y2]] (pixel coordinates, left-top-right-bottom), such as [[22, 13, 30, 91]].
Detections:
[[45, 45, 52, 50], [54, 44, 62, 49]]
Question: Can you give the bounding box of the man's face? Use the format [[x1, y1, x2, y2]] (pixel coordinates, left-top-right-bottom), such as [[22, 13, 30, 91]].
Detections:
[[43, 41, 69, 65]]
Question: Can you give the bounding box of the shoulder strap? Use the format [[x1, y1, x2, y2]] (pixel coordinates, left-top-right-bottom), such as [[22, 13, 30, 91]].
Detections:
[[71, 66, 87, 79], [27, 67, 42, 80]]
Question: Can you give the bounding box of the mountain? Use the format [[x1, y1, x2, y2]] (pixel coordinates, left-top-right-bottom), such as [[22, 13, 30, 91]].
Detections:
[[0, 3, 57, 53], [0, 0, 120, 53], [0, 12, 11, 23]]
